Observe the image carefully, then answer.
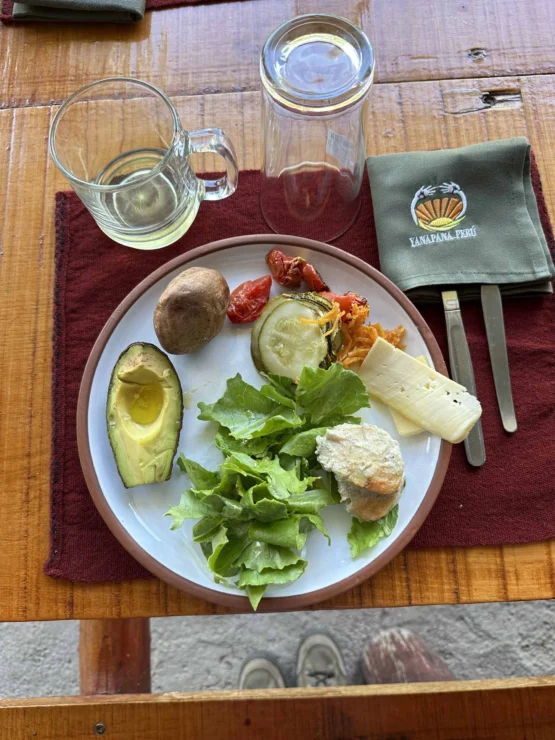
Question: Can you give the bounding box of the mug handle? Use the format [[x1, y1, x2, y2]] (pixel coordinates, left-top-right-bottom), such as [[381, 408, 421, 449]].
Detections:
[[189, 128, 239, 201]]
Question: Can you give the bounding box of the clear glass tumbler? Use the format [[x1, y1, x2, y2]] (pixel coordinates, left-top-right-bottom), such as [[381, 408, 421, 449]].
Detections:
[[260, 14, 374, 242], [49, 78, 238, 249]]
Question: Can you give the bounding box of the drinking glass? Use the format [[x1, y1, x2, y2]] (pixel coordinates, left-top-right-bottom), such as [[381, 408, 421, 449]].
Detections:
[[260, 14, 374, 242], [49, 78, 238, 249]]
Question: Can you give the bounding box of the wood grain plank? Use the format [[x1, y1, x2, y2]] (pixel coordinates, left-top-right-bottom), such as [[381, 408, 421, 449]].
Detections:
[[79, 619, 151, 695], [0, 0, 363, 109], [2, 0, 555, 109], [2, 75, 555, 621], [3, 678, 555, 739], [368, 0, 555, 85], [0, 105, 57, 621]]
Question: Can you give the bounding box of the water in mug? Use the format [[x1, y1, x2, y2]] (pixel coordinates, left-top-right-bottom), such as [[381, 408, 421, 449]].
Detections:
[[96, 149, 201, 249]]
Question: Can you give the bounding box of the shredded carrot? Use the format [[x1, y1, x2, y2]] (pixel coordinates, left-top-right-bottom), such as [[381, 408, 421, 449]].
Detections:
[[299, 302, 345, 337], [337, 302, 405, 369], [298, 299, 405, 368]]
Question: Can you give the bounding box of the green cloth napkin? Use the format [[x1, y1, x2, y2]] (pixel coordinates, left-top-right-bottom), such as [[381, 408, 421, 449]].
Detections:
[[366, 138, 555, 302], [12, 0, 144, 22]]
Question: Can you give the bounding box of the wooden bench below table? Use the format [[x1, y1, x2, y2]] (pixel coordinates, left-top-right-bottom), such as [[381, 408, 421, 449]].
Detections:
[[3, 677, 555, 739]]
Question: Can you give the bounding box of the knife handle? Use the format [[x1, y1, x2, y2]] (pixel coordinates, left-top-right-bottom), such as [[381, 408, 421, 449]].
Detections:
[[480, 285, 517, 433], [442, 291, 486, 467]]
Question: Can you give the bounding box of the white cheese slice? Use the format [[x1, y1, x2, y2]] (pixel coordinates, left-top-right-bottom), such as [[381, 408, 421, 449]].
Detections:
[[358, 337, 482, 444], [388, 355, 428, 437]]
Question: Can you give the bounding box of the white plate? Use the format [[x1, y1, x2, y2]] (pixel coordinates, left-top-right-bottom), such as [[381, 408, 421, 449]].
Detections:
[[78, 235, 450, 610]]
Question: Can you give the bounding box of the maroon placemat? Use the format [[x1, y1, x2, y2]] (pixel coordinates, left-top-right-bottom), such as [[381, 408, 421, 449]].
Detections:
[[1, 0, 244, 23], [47, 166, 555, 582]]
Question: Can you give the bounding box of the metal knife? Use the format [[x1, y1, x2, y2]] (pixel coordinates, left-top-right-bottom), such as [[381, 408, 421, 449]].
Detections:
[[441, 290, 486, 467], [480, 285, 517, 433]]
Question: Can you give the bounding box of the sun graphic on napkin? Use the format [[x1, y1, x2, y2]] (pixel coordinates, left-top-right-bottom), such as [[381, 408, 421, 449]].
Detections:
[[410, 182, 467, 232]]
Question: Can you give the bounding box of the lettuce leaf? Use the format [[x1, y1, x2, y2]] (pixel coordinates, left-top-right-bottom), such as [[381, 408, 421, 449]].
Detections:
[[237, 561, 307, 587], [300, 513, 330, 545], [296, 364, 370, 424], [247, 498, 288, 522], [245, 585, 266, 611], [177, 455, 219, 489], [347, 506, 399, 558], [311, 415, 361, 429], [167, 486, 247, 530], [247, 514, 330, 550], [248, 517, 308, 551], [207, 526, 250, 577], [166, 490, 218, 529], [260, 373, 295, 399], [260, 384, 297, 409], [223, 452, 316, 500], [279, 427, 328, 457], [236, 541, 305, 572], [206, 468, 236, 498], [286, 488, 337, 515], [198, 493, 245, 520], [215, 428, 276, 457], [241, 484, 289, 522], [192, 516, 223, 543], [242, 482, 272, 503], [321, 471, 341, 505], [197, 374, 303, 439], [206, 525, 230, 572]]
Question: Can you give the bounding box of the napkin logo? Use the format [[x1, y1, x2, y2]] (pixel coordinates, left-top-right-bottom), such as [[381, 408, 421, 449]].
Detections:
[[410, 182, 467, 232]]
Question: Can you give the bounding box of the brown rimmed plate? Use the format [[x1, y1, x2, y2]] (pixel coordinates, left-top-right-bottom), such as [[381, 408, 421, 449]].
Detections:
[[77, 235, 451, 611]]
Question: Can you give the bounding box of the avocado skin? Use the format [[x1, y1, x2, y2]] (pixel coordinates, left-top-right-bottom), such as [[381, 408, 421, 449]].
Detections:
[[106, 342, 183, 489]]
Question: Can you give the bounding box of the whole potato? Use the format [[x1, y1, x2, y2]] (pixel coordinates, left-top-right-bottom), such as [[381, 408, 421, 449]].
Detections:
[[154, 267, 230, 354]]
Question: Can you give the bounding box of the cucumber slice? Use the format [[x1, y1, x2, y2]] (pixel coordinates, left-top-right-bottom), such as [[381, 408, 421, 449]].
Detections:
[[255, 299, 328, 379], [288, 292, 343, 360], [330, 328, 344, 359], [283, 292, 333, 317], [251, 295, 290, 372], [297, 292, 334, 313], [283, 292, 335, 338]]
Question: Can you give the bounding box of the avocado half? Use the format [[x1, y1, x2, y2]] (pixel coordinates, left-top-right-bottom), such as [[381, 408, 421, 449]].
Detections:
[[106, 342, 183, 488]]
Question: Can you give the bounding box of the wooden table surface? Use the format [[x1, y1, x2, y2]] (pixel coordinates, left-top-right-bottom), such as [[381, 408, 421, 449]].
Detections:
[[2, 0, 555, 622]]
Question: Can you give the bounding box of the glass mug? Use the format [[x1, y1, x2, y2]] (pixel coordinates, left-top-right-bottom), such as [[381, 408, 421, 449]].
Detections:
[[49, 78, 238, 249], [260, 14, 374, 242]]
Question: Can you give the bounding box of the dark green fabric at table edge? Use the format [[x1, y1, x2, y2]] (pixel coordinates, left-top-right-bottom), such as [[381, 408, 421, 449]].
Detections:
[[11, 0, 143, 21]]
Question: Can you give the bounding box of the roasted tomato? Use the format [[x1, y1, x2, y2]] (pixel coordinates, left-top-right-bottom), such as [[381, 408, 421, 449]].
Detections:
[[227, 275, 272, 324], [266, 248, 329, 292], [300, 262, 329, 292], [266, 249, 305, 288], [319, 291, 368, 316]]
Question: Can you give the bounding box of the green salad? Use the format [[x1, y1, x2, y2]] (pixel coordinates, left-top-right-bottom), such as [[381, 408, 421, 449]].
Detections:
[[165, 363, 398, 609]]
